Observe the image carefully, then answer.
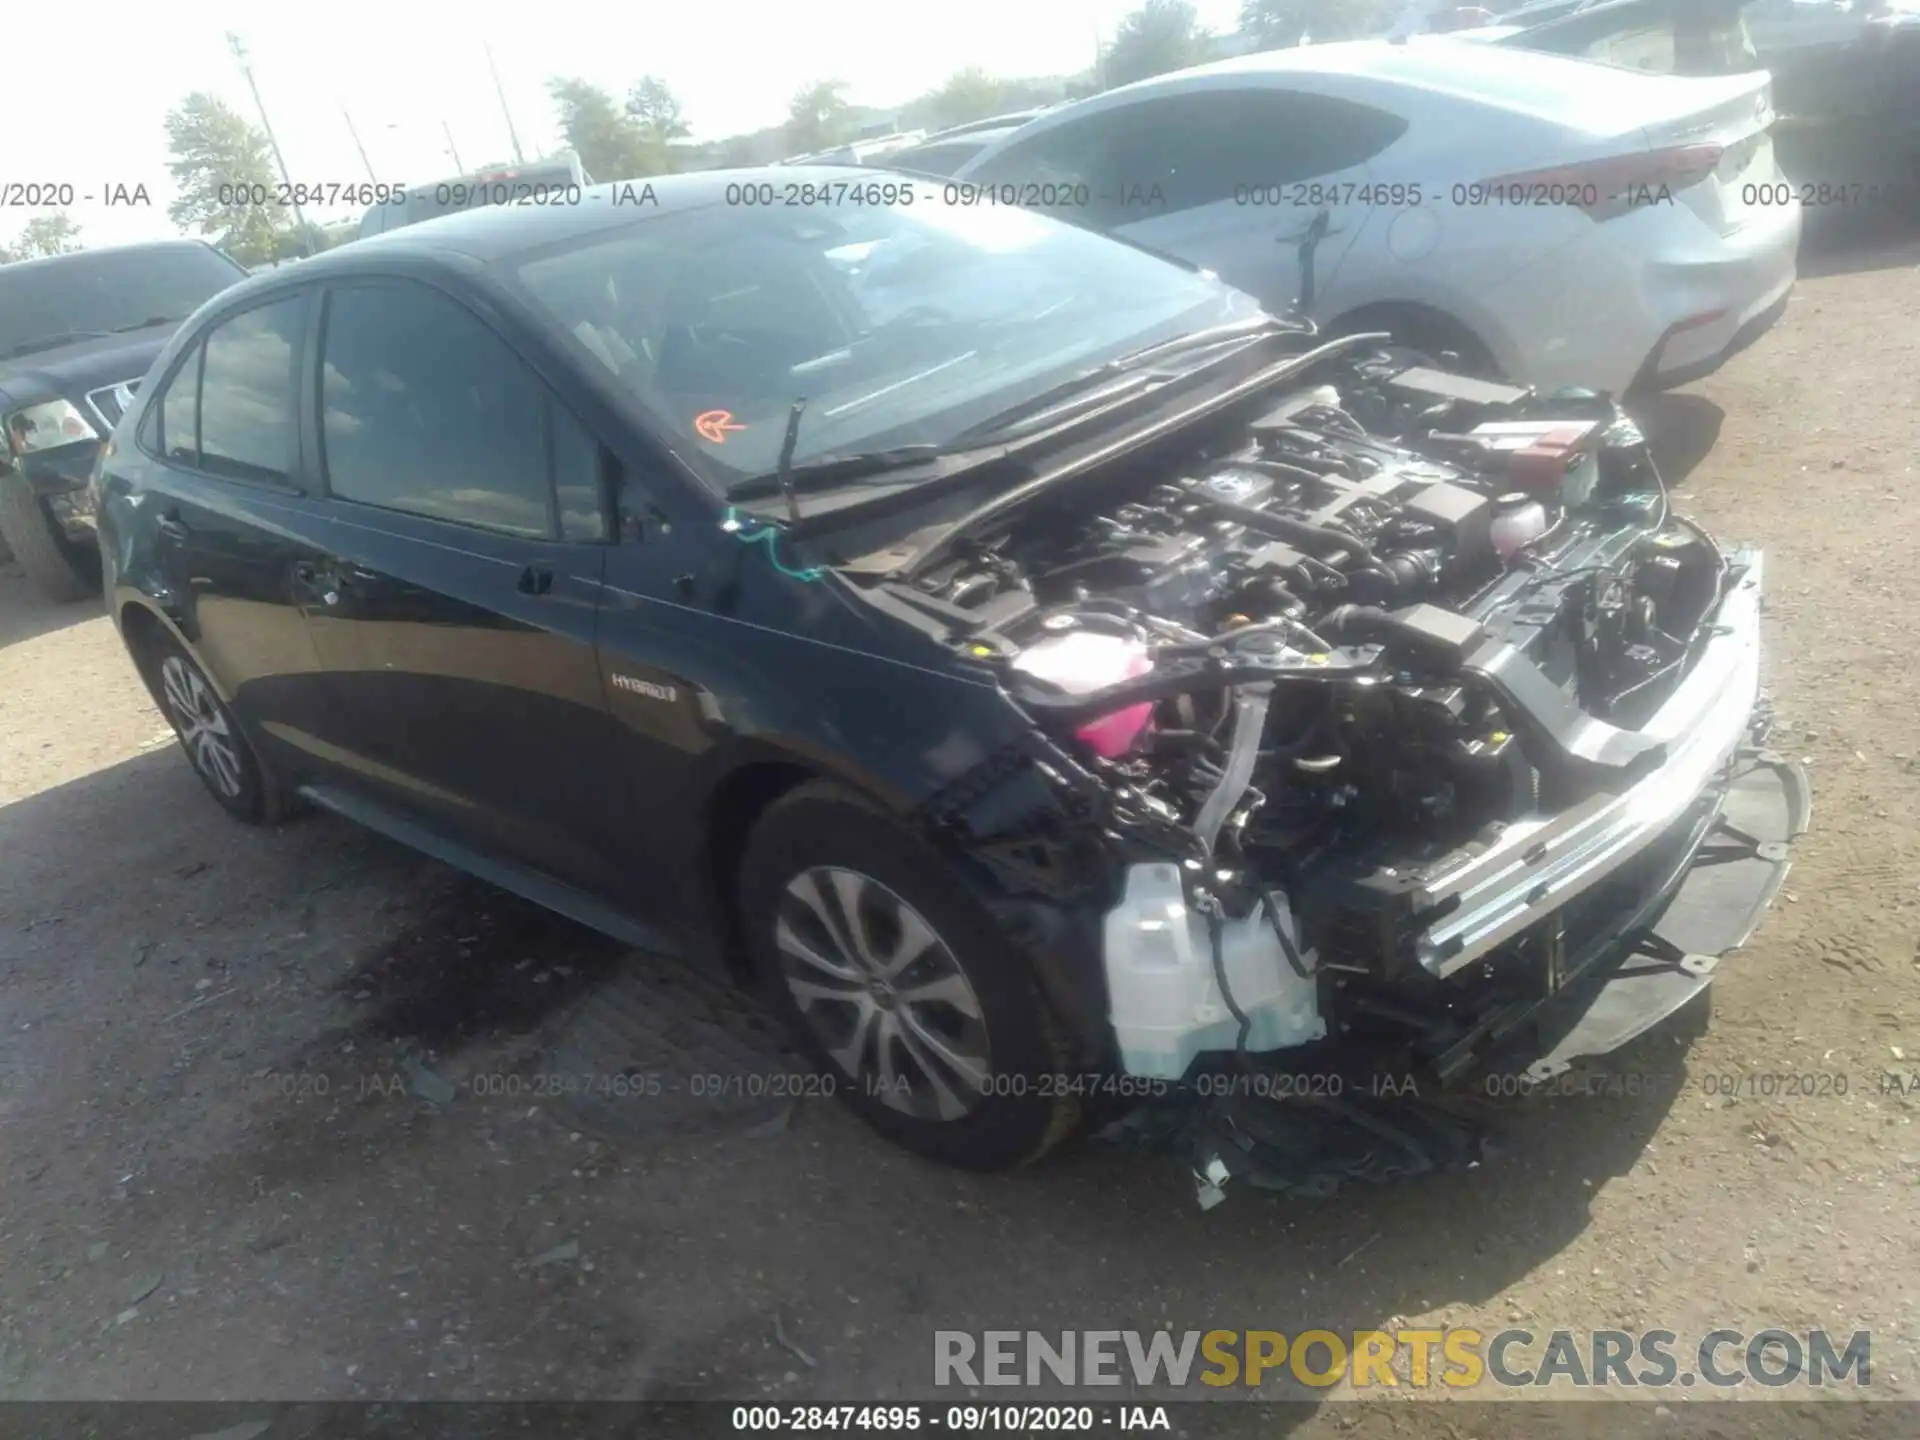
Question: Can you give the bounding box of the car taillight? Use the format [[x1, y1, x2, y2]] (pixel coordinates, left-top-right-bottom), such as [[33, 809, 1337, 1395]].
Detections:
[[1479, 143, 1725, 222]]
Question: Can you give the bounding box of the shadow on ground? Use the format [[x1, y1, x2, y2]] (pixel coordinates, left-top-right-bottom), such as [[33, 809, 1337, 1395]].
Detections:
[[1634, 392, 1726, 487]]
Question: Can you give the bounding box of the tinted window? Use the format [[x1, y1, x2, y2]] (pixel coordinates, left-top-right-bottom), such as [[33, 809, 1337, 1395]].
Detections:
[[0, 245, 246, 362], [1108, 92, 1409, 215], [968, 120, 1121, 221], [972, 93, 1407, 226], [891, 140, 991, 177], [552, 407, 607, 542], [320, 283, 558, 539], [159, 346, 201, 465], [198, 297, 304, 481]]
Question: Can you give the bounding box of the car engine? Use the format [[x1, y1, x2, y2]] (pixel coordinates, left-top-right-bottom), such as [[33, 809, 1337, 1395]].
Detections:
[[912, 361, 1725, 853], [888, 348, 1754, 1019]]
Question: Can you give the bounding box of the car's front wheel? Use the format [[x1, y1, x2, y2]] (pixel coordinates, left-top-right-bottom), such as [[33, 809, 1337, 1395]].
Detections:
[[738, 780, 1080, 1170]]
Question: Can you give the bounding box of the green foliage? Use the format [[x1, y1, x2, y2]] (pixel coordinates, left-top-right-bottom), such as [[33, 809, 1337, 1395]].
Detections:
[[164, 91, 287, 267], [627, 76, 691, 147], [0, 213, 84, 263], [549, 78, 668, 182], [786, 80, 856, 154], [925, 68, 1009, 130], [1240, 0, 1392, 48], [1103, 0, 1212, 88]]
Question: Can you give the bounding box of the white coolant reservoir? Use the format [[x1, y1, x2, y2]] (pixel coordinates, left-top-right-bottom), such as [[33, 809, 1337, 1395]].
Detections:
[[1102, 864, 1327, 1081]]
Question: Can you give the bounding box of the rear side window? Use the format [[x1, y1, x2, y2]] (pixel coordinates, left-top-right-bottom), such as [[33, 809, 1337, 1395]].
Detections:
[[159, 346, 201, 465], [318, 281, 601, 541], [971, 91, 1407, 227], [1106, 92, 1409, 216], [199, 298, 305, 481], [150, 295, 305, 481]]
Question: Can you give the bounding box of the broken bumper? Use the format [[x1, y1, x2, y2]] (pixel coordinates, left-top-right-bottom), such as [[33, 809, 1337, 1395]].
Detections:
[[1415, 547, 1769, 980]]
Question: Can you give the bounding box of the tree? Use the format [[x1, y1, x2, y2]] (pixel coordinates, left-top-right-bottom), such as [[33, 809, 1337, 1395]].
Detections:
[[926, 68, 1008, 130], [627, 76, 690, 145], [164, 91, 288, 267], [1103, 0, 1212, 88], [549, 78, 666, 181], [0, 213, 83, 263], [1240, 0, 1391, 48], [786, 80, 854, 154]]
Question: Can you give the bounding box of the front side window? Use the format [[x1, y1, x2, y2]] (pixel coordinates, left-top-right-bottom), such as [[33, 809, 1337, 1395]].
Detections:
[[320, 281, 585, 540], [511, 196, 1253, 495]]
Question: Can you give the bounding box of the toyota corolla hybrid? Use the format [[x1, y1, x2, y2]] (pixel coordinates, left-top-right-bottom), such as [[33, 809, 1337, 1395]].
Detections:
[[93, 175, 1803, 1184]]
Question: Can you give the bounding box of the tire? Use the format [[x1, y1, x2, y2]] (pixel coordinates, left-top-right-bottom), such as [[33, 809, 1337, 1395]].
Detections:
[[139, 631, 290, 825], [737, 780, 1080, 1170], [0, 470, 98, 602]]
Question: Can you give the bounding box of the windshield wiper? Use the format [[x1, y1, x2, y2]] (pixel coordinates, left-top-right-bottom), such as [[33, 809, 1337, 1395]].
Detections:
[[943, 314, 1289, 448], [0, 330, 113, 360], [723, 443, 950, 502], [109, 315, 183, 334]]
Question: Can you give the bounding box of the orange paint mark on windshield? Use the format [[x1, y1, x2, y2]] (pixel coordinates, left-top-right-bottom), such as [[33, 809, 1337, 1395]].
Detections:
[[694, 409, 747, 444]]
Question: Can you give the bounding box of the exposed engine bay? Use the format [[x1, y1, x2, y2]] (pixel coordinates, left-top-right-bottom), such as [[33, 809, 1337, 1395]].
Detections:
[[885, 347, 1803, 1172]]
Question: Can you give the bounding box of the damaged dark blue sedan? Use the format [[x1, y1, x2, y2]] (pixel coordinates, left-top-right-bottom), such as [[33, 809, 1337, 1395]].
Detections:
[[91, 170, 1806, 1187]]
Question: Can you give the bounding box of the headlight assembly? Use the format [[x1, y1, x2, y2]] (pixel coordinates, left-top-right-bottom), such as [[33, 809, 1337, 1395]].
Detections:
[[5, 399, 99, 457]]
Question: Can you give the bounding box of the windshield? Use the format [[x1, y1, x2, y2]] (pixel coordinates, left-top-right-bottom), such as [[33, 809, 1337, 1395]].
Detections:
[[511, 193, 1257, 492], [0, 245, 246, 360]]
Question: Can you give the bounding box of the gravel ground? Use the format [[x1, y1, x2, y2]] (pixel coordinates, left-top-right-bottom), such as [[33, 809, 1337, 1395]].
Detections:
[[1, 215, 1917, 1433]]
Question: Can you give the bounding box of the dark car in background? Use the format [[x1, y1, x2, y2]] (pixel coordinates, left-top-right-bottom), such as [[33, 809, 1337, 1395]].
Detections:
[[0, 240, 249, 598], [95, 172, 1800, 1185], [354, 153, 593, 241], [1474, 0, 1920, 122]]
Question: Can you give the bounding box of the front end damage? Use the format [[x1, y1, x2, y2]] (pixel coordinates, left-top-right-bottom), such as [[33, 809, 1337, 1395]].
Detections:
[[897, 347, 1808, 1203]]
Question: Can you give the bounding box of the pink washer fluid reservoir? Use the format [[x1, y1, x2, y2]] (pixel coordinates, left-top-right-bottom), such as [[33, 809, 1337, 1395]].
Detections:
[[1010, 630, 1155, 759]]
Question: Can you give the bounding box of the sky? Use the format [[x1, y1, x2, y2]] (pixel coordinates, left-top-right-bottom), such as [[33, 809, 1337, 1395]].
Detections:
[[8, 0, 1246, 252]]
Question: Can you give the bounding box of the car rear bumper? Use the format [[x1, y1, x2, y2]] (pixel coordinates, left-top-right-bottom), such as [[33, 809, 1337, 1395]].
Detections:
[[1627, 197, 1801, 392]]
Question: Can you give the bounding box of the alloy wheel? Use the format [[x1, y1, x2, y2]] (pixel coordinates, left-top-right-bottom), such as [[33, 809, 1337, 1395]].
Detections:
[[774, 867, 992, 1122], [160, 655, 245, 800]]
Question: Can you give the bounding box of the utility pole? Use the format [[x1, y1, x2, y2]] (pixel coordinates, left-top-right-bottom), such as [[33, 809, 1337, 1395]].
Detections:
[[342, 106, 377, 181], [226, 32, 312, 256], [484, 43, 527, 165], [441, 120, 466, 174]]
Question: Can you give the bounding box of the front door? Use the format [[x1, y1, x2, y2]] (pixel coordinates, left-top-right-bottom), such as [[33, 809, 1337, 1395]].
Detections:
[[298, 277, 624, 895]]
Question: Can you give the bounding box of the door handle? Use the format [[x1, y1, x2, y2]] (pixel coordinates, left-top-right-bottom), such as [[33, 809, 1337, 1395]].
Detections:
[[155, 508, 191, 542], [291, 561, 342, 608], [517, 562, 555, 596]]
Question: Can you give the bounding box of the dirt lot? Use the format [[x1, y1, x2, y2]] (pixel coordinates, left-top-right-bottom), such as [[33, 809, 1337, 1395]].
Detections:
[[2, 222, 1918, 1434]]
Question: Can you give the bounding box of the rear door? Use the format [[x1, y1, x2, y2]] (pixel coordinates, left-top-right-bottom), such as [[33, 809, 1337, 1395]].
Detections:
[[1099, 89, 1403, 318], [130, 289, 348, 781], [301, 277, 625, 894]]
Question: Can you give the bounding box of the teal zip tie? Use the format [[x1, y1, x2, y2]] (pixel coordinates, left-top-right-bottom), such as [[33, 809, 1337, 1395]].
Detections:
[[721, 507, 826, 581]]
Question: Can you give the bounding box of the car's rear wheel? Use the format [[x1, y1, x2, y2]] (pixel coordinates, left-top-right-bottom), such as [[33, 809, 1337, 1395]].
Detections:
[[0, 471, 99, 602], [737, 780, 1080, 1170], [143, 633, 289, 825]]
